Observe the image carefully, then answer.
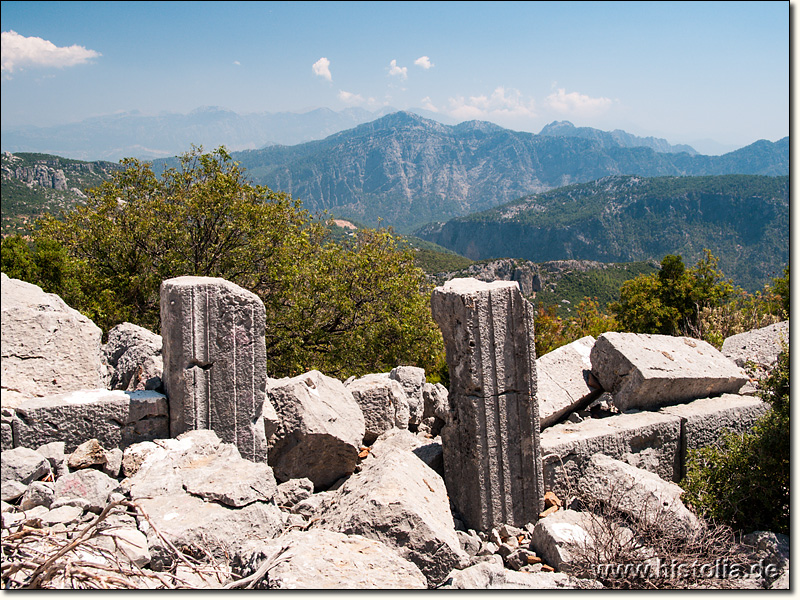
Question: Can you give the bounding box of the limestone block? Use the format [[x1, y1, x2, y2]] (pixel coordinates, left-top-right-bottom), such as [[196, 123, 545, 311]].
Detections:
[[104, 322, 163, 391], [234, 529, 428, 589], [313, 446, 466, 588], [274, 478, 314, 509], [53, 468, 118, 512], [346, 373, 409, 444], [1, 273, 103, 399], [161, 276, 268, 462], [389, 365, 426, 426], [540, 410, 682, 497], [578, 454, 701, 539], [590, 332, 748, 411], [537, 336, 602, 429], [659, 394, 769, 480], [1, 446, 51, 484], [267, 370, 365, 489], [721, 320, 789, 370], [11, 389, 169, 453], [431, 278, 544, 531]]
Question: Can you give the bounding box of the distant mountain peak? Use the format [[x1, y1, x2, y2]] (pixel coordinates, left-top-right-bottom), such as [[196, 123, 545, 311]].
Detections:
[[539, 121, 577, 135]]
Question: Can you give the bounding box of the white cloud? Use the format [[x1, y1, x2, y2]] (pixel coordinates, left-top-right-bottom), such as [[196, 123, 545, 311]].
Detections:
[[420, 97, 439, 112], [414, 56, 433, 69], [233, 60, 241, 66], [312, 57, 332, 81], [1, 30, 100, 74], [388, 59, 408, 80], [447, 87, 536, 121], [338, 90, 366, 105], [544, 88, 613, 116]]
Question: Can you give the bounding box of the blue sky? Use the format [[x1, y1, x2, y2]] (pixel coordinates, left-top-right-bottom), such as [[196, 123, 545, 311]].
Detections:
[[0, 1, 789, 153]]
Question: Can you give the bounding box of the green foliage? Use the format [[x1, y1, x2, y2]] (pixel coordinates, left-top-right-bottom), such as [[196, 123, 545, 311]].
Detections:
[[534, 298, 617, 357], [771, 263, 790, 317], [682, 346, 789, 534], [30, 146, 443, 379]]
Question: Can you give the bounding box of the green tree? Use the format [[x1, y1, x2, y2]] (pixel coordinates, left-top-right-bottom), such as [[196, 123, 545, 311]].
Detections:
[[32, 146, 443, 379]]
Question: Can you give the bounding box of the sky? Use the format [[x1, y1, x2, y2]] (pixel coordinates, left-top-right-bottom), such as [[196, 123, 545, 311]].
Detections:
[[0, 1, 790, 154]]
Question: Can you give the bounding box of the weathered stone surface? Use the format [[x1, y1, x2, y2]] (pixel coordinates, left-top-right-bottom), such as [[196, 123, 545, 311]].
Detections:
[[161, 276, 268, 462], [36, 441, 68, 479], [274, 478, 314, 510], [578, 454, 701, 539], [104, 322, 163, 391], [11, 389, 169, 452], [96, 527, 151, 568], [138, 492, 284, 569], [1, 480, 29, 502], [235, 529, 428, 589], [346, 373, 409, 444], [41, 504, 84, 526], [660, 394, 769, 480], [541, 410, 682, 497], [590, 332, 748, 411], [313, 445, 466, 587], [422, 382, 450, 422], [431, 278, 544, 531], [389, 365, 426, 427], [1, 446, 51, 484], [1, 407, 15, 451], [102, 448, 123, 478], [445, 560, 602, 589], [743, 530, 790, 588], [19, 481, 56, 510], [68, 439, 108, 470], [1, 273, 103, 399], [537, 336, 602, 429], [722, 320, 789, 370], [53, 468, 118, 512], [267, 370, 365, 489]]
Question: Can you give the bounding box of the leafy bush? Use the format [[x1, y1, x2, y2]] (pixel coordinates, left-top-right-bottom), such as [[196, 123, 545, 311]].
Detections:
[[681, 346, 789, 534]]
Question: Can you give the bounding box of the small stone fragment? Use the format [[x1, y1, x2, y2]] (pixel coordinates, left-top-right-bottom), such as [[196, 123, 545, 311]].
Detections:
[[68, 439, 108, 470]]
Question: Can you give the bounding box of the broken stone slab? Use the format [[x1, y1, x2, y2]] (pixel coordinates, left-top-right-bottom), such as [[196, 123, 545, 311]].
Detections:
[[138, 492, 284, 570], [1, 446, 51, 484], [366, 428, 443, 474], [389, 365, 426, 427], [431, 278, 544, 532], [444, 560, 602, 589], [722, 320, 789, 371], [267, 370, 365, 489], [312, 445, 467, 588], [1, 480, 29, 503], [541, 410, 682, 498], [234, 529, 428, 589], [161, 276, 268, 462], [537, 336, 603, 429], [95, 527, 151, 568], [590, 332, 748, 412], [10, 389, 169, 453], [345, 373, 409, 444], [274, 478, 314, 510], [659, 394, 769, 480], [19, 481, 56, 511], [36, 441, 68, 479], [53, 468, 119, 513], [578, 454, 702, 539], [104, 322, 163, 391], [1, 273, 103, 400]]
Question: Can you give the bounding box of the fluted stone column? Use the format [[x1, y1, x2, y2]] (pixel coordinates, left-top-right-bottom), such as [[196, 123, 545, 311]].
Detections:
[[161, 276, 268, 462], [431, 278, 544, 531]]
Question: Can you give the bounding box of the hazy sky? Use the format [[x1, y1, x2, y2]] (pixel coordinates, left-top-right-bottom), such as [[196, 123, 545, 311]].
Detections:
[[0, 1, 789, 153]]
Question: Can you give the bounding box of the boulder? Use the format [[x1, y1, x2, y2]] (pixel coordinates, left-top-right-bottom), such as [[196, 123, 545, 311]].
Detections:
[[53, 468, 118, 512], [445, 560, 602, 589], [1, 273, 103, 400], [1, 446, 51, 484], [11, 389, 169, 453], [68, 439, 108, 470], [234, 529, 427, 589], [367, 428, 443, 474], [1, 407, 14, 451], [590, 332, 748, 411], [313, 445, 466, 587], [274, 478, 314, 510], [346, 373, 409, 444], [19, 481, 56, 510], [578, 453, 702, 539], [267, 370, 365, 489], [95, 527, 151, 568], [540, 410, 682, 498], [104, 322, 163, 391], [537, 336, 602, 429], [35, 441, 68, 478], [721, 320, 789, 370], [389, 365, 426, 427]]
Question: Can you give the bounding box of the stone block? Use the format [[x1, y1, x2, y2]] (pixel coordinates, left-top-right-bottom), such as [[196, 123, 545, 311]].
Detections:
[[540, 410, 682, 497], [104, 322, 163, 391], [346, 373, 409, 444], [590, 332, 748, 411], [431, 278, 544, 531], [161, 276, 268, 462], [537, 336, 602, 429], [721, 320, 789, 370], [389, 365, 426, 427], [11, 389, 169, 453], [1, 273, 103, 399], [267, 370, 365, 489]]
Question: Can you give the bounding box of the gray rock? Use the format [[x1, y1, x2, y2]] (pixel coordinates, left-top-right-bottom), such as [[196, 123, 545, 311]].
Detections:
[[457, 529, 482, 556], [590, 332, 748, 411], [120, 441, 159, 478], [721, 320, 789, 371], [445, 560, 602, 589], [1, 273, 103, 399], [313, 445, 466, 587], [50, 496, 92, 512], [743, 530, 790, 586], [274, 478, 314, 509], [35, 441, 68, 478], [267, 370, 365, 489], [12, 389, 169, 453], [422, 381, 450, 422], [578, 453, 702, 539], [41, 504, 84, 526], [95, 527, 151, 568], [1, 407, 14, 451], [291, 491, 331, 519], [389, 365, 426, 427], [53, 468, 118, 512], [531, 509, 604, 571], [180, 448, 277, 507], [1, 480, 28, 502], [234, 529, 427, 589], [102, 448, 124, 478], [367, 428, 443, 474], [431, 278, 544, 531], [161, 276, 269, 462], [1, 446, 51, 484], [19, 481, 56, 510], [68, 439, 108, 470], [541, 410, 682, 498], [537, 336, 602, 429], [346, 373, 409, 444], [104, 322, 163, 391]]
